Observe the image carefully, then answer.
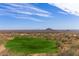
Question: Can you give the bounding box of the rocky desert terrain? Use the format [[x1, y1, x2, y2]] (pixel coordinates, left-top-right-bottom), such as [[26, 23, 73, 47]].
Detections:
[[0, 30, 79, 56]]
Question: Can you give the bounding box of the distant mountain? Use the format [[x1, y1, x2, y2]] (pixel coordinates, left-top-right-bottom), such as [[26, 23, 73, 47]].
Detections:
[[0, 29, 79, 33], [46, 28, 53, 31]]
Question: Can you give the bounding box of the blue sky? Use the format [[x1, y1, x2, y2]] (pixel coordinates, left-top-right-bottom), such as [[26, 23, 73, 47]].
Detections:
[[0, 3, 79, 29]]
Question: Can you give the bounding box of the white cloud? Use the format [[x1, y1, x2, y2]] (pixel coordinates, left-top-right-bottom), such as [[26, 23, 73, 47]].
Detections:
[[8, 3, 50, 14], [29, 6, 50, 14], [0, 9, 10, 15], [4, 3, 52, 17], [35, 13, 51, 17], [16, 16, 43, 22], [0, 0, 79, 3], [12, 3, 50, 14], [58, 11, 68, 15], [50, 0, 79, 3], [14, 10, 33, 15], [49, 3, 79, 16], [28, 17, 43, 22], [0, 3, 52, 23]]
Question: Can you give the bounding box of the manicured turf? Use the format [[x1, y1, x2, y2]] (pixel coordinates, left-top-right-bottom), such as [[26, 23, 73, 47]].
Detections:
[[5, 36, 58, 54]]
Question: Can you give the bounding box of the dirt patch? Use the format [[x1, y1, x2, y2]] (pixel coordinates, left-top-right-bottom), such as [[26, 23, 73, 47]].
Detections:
[[0, 44, 6, 53]]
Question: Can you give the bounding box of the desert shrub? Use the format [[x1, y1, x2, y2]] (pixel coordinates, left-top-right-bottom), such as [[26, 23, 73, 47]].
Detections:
[[0, 39, 7, 44]]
